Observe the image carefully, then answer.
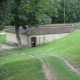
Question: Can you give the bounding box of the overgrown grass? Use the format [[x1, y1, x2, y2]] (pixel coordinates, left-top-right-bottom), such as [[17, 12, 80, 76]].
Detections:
[[0, 29, 80, 80]]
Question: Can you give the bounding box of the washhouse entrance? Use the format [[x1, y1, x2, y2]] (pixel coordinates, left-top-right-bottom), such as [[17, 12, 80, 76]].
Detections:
[[31, 37, 36, 47]]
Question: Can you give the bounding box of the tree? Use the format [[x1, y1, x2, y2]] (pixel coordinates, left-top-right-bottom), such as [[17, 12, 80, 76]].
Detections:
[[40, 14, 52, 25], [24, 0, 61, 25], [9, 0, 60, 49], [0, 0, 61, 49], [0, 1, 8, 78], [52, 0, 79, 23], [77, 0, 80, 22], [0, 0, 13, 30], [0, 0, 6, 30]]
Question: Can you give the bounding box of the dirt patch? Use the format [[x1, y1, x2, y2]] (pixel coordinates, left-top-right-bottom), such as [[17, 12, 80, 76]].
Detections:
[[0, 44, 14, 50], [38, 57, 57, 80], [53, 55, 80, 75], [29, 54, 35, 58], [29, 55, 57, 80]]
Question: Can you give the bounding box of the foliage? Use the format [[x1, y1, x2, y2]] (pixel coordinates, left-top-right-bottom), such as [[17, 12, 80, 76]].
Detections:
[[40, 14, 52, 25], [0, 0, 13, 29], [0, 0, 60, 49], [0, 0, 80, 25], [52, 0, 80, 23], [0, 0, 59, 28], [17, 0, 57, 26]]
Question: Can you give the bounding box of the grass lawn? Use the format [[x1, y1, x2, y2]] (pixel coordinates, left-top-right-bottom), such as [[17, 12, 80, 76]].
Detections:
[[0, 34, 6, 44], [0, 52, 47, 80], [0, 29, 80, 80], [43, 55, 80, 80]]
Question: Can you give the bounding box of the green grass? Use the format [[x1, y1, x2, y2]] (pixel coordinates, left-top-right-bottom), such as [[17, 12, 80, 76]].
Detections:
[[47, 30, 80, 65], [43, 55, 80, 80], [0, 29, 80, 80], [45, 23, 71, 26], [0, 52, 47, 80], [0, 34, 6, 44]]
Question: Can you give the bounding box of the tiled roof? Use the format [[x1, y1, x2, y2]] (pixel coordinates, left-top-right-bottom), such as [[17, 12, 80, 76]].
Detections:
[[6, 24, 80, 35], [6, 27, 30, 34]]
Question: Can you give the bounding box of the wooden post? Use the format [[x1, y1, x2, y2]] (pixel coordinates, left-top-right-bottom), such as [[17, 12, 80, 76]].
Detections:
[[43, 35, 45, 44], [27, 36, 29, 47], [39, 37, 40, 45]]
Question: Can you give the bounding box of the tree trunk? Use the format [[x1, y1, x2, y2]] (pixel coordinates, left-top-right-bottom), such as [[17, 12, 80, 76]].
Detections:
[[15, 26, 22, 49]]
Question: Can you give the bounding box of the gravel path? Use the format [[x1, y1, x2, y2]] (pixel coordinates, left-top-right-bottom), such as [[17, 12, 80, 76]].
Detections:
[[0, 44, 14, 50]]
